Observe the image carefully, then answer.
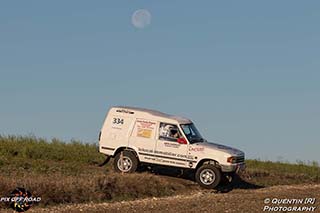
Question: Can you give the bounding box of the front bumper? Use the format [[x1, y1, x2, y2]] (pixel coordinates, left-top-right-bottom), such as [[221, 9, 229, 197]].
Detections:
[[220, 162, 246, 173]]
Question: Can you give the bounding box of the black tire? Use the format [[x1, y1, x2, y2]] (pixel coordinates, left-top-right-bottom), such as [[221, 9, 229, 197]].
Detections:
[[195, 164, 221, 189], [113, 150, 138, 173]]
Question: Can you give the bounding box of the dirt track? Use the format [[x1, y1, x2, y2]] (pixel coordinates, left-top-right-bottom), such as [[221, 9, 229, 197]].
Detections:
[[10, 184, 319, 213]]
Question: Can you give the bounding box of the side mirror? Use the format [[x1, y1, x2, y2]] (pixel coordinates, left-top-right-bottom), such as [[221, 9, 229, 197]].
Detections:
[[177, 138, 187, 144]]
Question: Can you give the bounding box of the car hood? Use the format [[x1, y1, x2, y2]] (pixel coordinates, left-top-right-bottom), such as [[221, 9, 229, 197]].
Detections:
[[196, 141, 244, 156]]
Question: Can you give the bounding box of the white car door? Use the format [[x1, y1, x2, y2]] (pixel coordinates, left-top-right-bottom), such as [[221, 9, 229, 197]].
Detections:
[[129, 119, 157, 164], [154, 122, 191, 168]]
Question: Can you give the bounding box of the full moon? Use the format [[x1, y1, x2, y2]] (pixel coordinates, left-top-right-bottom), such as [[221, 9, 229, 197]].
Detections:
[[131, 9, 151, 29]]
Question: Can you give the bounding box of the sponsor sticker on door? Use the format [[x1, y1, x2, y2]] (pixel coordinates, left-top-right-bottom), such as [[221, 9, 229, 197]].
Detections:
[[136, 120, 156, 138]]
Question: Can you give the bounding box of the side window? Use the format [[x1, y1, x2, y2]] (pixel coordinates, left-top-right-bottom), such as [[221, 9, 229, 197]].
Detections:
[[159, 123, 182, 142]]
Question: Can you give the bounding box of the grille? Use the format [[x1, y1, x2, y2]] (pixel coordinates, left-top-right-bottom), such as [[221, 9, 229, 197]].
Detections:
[[235, 155, 245, 163]]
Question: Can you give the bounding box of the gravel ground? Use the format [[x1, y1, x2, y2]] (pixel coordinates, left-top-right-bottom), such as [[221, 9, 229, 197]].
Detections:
[[3, 184, 319, 213]]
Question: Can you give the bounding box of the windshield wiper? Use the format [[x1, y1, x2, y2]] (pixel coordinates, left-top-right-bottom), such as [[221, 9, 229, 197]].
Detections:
[[190, 137, 204, 143]]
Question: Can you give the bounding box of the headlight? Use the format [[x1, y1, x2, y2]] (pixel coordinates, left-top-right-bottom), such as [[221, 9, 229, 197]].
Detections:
[[227, 156, 236, 163], [227, 156, 245, 163]]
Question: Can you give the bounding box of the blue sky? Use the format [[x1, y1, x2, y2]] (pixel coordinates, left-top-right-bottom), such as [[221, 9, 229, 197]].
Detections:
[[0, 1, 319, 163]]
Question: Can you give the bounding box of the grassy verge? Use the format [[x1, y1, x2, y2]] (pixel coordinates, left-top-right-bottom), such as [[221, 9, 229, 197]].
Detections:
[[243, 159, 320, 186], [0, 135, 103, 167], [0, 135, 319, 208], [0, 172, 188, 206], [0, 135, 195, 209]]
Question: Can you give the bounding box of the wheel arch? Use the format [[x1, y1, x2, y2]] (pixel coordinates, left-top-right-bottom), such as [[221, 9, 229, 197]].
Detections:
[[195, 158, 221, 170], [113, 146, 139, 161]]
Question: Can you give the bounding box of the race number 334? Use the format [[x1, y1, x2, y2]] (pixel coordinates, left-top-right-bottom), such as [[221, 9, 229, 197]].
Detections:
[[113, 118, 124, 125]]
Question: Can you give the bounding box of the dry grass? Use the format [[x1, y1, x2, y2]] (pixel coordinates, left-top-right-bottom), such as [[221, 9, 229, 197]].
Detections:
[[244, 159, 320, 186], [0, 136, 196, 210], [0, 171, 191, 209], [0, 135, 319, 210]]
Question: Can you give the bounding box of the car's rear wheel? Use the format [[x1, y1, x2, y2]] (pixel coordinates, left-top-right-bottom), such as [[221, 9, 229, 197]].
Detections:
[[195, 164, 221, 189], [113, 151, 138, 173]]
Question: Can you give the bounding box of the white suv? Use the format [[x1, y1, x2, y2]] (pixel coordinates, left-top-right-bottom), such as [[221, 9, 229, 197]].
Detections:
[[99, 106, 245, 189]]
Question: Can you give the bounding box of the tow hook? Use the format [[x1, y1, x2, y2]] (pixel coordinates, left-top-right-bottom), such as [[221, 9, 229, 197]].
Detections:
[[226, 175, 233, 182]]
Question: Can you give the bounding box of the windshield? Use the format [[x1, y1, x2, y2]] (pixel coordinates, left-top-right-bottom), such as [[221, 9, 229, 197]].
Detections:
[[180, 123, 205, 144]]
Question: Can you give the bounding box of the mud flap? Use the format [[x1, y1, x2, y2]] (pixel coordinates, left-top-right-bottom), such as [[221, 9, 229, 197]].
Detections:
[[98, 155, 111, 167]]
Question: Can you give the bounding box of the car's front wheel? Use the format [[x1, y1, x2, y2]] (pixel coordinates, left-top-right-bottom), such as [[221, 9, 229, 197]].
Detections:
[[113, 151, 138, 173], [195, 164, 221, 189]]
